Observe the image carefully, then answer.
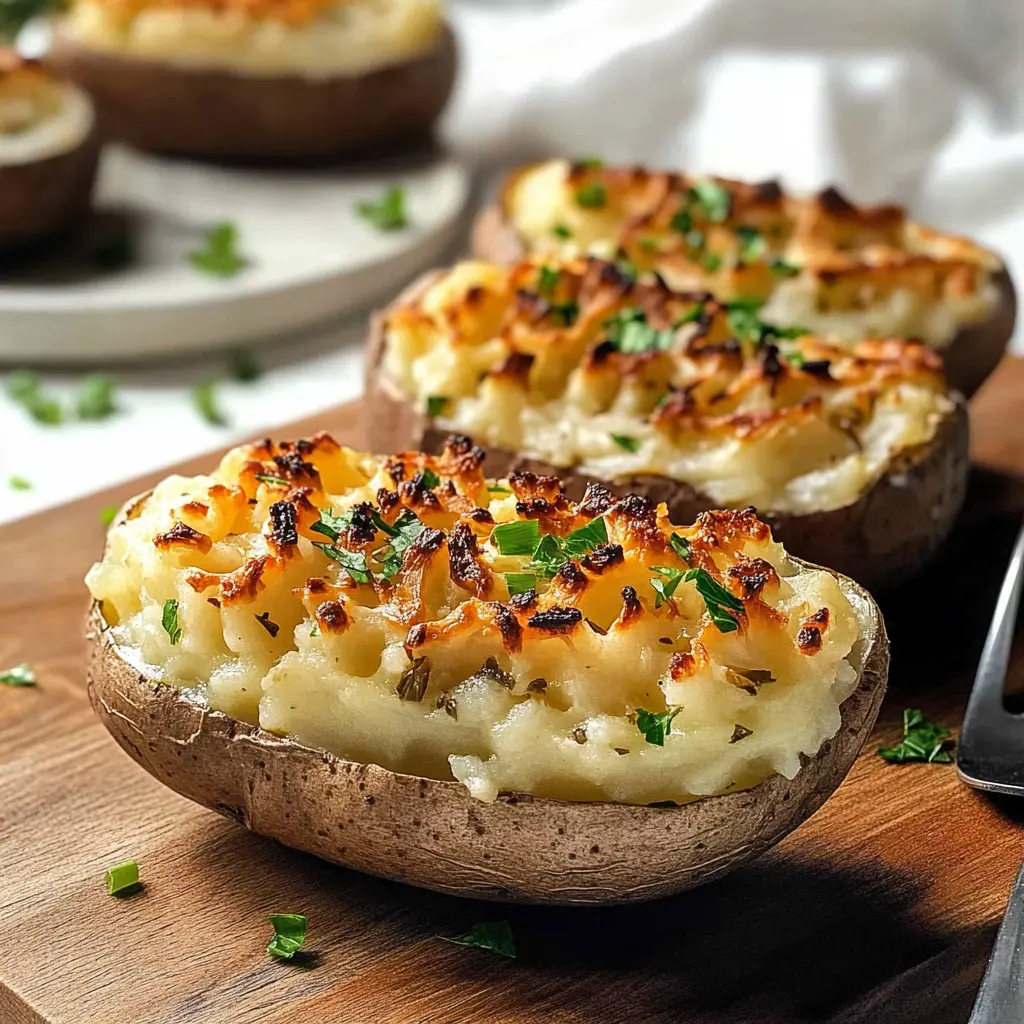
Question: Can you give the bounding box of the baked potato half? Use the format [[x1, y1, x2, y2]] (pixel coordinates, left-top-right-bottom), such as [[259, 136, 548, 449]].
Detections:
[[365, 257, 969, 592], [472, 159, 1016, 397], [86, 434, 888, 904], [49, 0, 456, 161], [0, 52, 99, 251]]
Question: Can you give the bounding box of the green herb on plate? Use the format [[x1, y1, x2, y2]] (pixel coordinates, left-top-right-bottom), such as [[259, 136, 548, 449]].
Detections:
[[193, 379, 227, 426], [75, 374, 117, 421], [7, 370, 63, 426], [105, 860, 141, 897], [355, 185, 407, 231], [8, 475, 31, 491], [878, 709, 954, 764], [188, 221, 247, 278]]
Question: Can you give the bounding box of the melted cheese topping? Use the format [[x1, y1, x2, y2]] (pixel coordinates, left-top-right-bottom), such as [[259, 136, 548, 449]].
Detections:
[[61, 0, 444, 76], [86, 435, 868, 806], [504, 159, 1000, 349], [0, 55, 93, 163], [381, 258, 952, 515]]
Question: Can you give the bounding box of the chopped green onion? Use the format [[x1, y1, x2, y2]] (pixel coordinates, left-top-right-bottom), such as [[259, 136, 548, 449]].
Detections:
[[575, 182, 607, 209], [355, 185, 407, 231], [0, 663, 36, 686], [637, 236, 661, 251], [701, 251, 723, 272], [162, 599, 182, 645], [75, 375, 117, 420], [690, 179, 731, 222], [878, 709, 955, 764], [491, 519, 541, 556], [100, 504, 119, 527], [267, 914, 308, 959], [105, 860, 141, 896], [7, 370, 63, 426], [188, 221, 247, 278], [193, 380, 227, 426], [610, 434, 640, 452]]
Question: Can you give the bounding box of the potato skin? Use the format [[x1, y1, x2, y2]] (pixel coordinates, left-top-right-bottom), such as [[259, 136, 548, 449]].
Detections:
[[364, 271, 970, 593], [48, 24, 456, 161], [0, 120, 99, 250], [86, 585, 888, 905], [470, 181, 1018, 399]]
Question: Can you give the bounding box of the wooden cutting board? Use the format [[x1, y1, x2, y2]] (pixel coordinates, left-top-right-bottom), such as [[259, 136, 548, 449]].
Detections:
[[3, 360, 1024, 1024]]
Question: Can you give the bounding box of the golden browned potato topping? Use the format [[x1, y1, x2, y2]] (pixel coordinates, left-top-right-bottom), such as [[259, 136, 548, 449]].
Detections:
[[504, 159, 1001, 348], [87, 436, 869, 806], [381, 257, 953, 514]]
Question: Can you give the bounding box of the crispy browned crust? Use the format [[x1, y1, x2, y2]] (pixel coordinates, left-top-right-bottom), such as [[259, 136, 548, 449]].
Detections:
[[470, 176, 1016, 399], [48, 24, 456, 161], [86, 582, 888, 905], [364, 270, 970, 592], [0, 118, 99, 249]]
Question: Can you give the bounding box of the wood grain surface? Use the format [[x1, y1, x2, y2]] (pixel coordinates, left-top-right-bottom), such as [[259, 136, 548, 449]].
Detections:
[[3, 362, 1024, 1024]]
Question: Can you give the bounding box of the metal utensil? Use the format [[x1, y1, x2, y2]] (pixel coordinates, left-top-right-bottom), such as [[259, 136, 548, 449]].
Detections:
[[959, 520, 1024, 1023]]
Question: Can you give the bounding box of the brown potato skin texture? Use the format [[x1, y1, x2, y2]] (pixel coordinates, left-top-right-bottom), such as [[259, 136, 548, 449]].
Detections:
[[48, 24, 456, 161], [364, 271, 970, 593], [86, 582, 887, 905], [0, 120, 99, 250], [469, 177, 1018, 399]]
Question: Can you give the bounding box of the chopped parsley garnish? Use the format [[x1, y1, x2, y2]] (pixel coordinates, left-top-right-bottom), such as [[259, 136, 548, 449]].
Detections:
[[684, 567, 744, 632], [690, 179, 731, 222], [878, 709, 954, 764], [575, 182, 607, 209], [188, 222, 247, 278], [0, 663, 35, 686], [426, 395, 448, 418], [100, 504, 119, 526], [674, 303, 706, 327], [230, 349, 261, 382], [355, 185, 407, 231], [669, 533, 690, 563], [7, 370, 62, 426], [551, 223, 573, 240], [701, 251, 723, 272], [615, 257, 638, 282], [419, 468, 441, 490], [537, 265, 560, 297], [527, 518, 608, 577], [267, 914, 308, 960], [377, 509, 425, 580], [635, 707, 681, 746], [670, 208, 694, 236], [736, 225, 766, 264], [770, 257, 800, 277], [315, 543, 371, 584], [105, 861, 141, 897], [193, 380, 227, 426], [725, 299, 806, 345], [504, 572, 537, 596], [310, 507, 352, 541], [75, 374, 118, 420], [491, 519, 541, 556], [603, 308, 674, 353], [610, 433, 640, 452], [576, 156, 604, 170], [161, 599, 182, 645], [8, 475, 31, 491], [649, 566, 684, 608], [784, 351, 805, 368], [549, 300, 580, 327], [446, 921, 516, 959]]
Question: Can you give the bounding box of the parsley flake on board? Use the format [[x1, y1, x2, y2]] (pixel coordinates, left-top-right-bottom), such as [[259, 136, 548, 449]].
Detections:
[[445, 921, 516, 959], [635, 707, 682, 746], [188, 222, 247, 278], [193, 380, 227, 426], [75, 374, 118, 420], [684, 567, 744, 633], [162, 599, 182, 645], [575, 182, 607, 209], [0, 663, 36, 686], [267, 914, 308, 960], [105, 861, 141, 897], [878, 709, 955, 764], [355, 185, 408, 231]]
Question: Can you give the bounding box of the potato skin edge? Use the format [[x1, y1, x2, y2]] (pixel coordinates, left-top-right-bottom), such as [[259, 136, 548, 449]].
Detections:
[[86, 558, 887, 906], [49, 24, 457, 161], [469, 177, 1017, 399]]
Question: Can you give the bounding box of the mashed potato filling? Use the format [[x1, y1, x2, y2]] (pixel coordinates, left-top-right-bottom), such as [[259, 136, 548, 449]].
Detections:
[[381, 258, 952, 515], [62, 0, 445, 76], [506, 159, 1000, 349], [86, 435, 866, 806], [0, 57, 93, 163]]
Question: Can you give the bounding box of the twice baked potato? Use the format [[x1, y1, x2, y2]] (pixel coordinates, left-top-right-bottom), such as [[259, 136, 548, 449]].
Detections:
[[86, 434, 888, 903], [49, 0, 456, 160], [366, 257, 969, 592], [0, 51, 99, 251], [473, 159, 1016, 397]]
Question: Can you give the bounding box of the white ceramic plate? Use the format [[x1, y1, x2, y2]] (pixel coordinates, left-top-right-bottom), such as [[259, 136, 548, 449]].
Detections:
[[0, 145, 469, 364]]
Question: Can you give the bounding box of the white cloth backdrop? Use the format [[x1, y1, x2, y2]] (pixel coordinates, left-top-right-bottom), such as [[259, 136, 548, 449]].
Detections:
[[3, 0, 1022, 524]]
